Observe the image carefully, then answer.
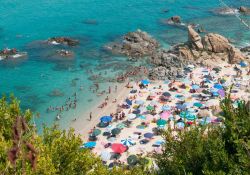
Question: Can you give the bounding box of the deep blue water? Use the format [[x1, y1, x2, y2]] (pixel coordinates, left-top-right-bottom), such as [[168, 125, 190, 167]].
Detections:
[[0, 0, 250, 130]]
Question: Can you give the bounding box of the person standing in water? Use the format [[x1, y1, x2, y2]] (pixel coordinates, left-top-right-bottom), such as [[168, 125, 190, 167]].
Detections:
[[89, 112, 92, 121]]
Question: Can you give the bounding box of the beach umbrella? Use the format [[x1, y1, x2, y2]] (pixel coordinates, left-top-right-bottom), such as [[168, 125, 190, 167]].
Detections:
[[103, 131, 111, 136], [176, 103, 187, 110], [162, 92, 171, 97], [202, 89, 210, 94], [162, 105, 171, 111], [150, 100, 158, 106], [121, 138, 134, 146], [144, 132, 154, 139], [135, 100, 144, 105], [176, 122, 185, 129], [83, 141, 96, 148], [111, 143, 127, 153], [160, 111, 171, 119], [90, 129, 101, 136], [141, 79, 150, 85], [130, 89, 137, 94], [136, 125, 146, 129], [126, 99, 132, 106], [132, 109, 141, 114], [218, 89, 225, 97], [97, 122, 109, 128], [127, 155, 138, 166], [191, 84, 200, 90], [146, 105, 154, 111], [157, 119, 167, 126], [183, 102, 193, 108], [111, 128, 121, 135], [240, 61, 248, 67], [100, 116, 112, 123], [139, 115, 146, 120], [154, 140, 165, 146], [100, 151, 111, 161], [214, 84, 223, 90], [194, 102, 203, 108], [116, 123, 126, 129], [88, 135, 97, 141], [128, 113, 137, 120]]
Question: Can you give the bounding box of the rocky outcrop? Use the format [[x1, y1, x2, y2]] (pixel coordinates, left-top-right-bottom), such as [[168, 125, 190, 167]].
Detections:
[[165, 16, 182, 25], [174, 26, 246, 64], [202, 33, 230, 53], [188, 26, 203, 50], [149, 49, 189, 80], [239, 6, 250, 14], [47, 37, 79, 46], [105, 29, 159, 59]]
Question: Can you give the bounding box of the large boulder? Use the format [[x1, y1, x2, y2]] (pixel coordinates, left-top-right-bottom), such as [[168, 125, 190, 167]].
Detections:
[[166, 16, 182, 25], [239, 6, 250, 14], [187, 26, 203, 50], [228, 47, 245, 64], [202, 33, 230, 53], [105, 30, 159, 58]]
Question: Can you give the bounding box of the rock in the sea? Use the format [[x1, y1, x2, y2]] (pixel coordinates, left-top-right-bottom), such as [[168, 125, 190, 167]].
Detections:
[[202, 33, 230, 53], [105, 29, 159, 59], [168, 16, 181, 24], [239, 6, 250, 14], [187, 25, 203, 50], [48, 89, 64, 97], [48, 37, 79, 46]]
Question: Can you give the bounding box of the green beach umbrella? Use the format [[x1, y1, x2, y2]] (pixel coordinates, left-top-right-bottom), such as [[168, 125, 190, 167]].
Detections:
[[111, 128, 121, 135], [146, 105, 154, 111], [90, 129, 101, 136], [116, 123, 126, 129], [194, 102, 203, 108], [157, 119, 167, 126]]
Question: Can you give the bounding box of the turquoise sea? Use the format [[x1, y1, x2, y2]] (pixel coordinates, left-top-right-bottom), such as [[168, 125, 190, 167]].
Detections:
[[1, 0, 250, 131]]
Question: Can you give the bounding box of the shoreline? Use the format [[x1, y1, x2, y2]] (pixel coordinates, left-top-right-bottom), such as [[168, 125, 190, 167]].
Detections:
[[71, 81, 132, 141]]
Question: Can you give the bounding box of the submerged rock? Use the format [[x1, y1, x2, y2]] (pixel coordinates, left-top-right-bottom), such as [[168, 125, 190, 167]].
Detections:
[[47, 37, 79, 46], [167, 16, 182, 24], [105, 29, 159, 59], [48, 89, 64, 97], [213, 7, 239, 15]]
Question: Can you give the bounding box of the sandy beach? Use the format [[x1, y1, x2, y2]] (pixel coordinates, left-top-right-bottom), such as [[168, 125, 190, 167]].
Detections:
[[76, 62, 250, 165]]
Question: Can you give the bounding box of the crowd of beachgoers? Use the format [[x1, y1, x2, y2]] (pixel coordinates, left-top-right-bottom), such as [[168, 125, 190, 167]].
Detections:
[[80, 61, 250, 167]]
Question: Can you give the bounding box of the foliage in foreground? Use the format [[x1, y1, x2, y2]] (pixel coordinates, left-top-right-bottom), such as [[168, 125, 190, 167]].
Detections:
[[156, 97, 250, 175], [0, 95, 249, 175], [0, 96, 145, 175]]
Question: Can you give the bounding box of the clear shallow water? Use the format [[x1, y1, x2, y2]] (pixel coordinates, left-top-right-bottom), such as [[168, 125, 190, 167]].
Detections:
[[0, 0, 250, 131]]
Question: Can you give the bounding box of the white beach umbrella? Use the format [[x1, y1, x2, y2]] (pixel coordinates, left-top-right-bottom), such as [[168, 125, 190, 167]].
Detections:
[[100, 151, 111, 161]]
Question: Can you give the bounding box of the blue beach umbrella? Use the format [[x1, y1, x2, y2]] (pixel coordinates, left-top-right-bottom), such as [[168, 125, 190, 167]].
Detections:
[[176, 122, 185, 129], [83, 142, 96, 148], [192, 84, 200, 90], [176, 104, 187, 110], [240, 61, 247, 67], [132, 109, 141, 114], [126, 99, 132, 106], [141, 79, 150, 85], [144, 132, 154, 139], [100, 116, 112, 123], [162, 105, 171, 111], [194, 102, 203, 108], [214, 84, 223, 90], [135, 100, 144, 105]]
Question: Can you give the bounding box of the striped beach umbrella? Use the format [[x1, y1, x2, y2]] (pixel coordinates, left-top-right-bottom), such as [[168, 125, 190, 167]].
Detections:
[[121, 138, 134, 147]]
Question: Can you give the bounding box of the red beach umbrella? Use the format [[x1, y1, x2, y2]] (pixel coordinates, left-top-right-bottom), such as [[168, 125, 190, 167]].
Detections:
[[111, 143, 127, 154]]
